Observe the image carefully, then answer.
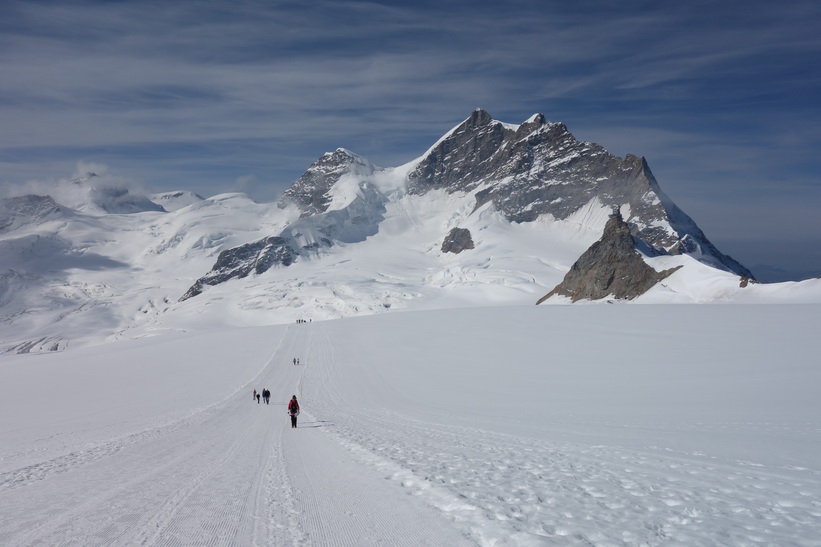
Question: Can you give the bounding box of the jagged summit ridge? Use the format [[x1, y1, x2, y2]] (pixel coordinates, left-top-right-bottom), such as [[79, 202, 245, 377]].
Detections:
[[406, 109, 750, 276]]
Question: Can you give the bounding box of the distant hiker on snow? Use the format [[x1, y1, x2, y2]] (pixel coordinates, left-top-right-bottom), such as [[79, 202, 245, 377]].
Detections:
[[253, 389, 257, 401], [263, 388, 270, 404], [256, 392, 261, 404], [288, 395, 300, 428]]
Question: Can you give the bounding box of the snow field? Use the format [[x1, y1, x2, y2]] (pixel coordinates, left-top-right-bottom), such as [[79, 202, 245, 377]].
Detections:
[[298, 305, 821, 545], [1, 304, 820, 545]]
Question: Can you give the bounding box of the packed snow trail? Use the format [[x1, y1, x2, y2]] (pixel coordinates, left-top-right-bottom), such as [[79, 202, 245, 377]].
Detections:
[[279, 323, 474, 546], [0, 324, 475, 546]]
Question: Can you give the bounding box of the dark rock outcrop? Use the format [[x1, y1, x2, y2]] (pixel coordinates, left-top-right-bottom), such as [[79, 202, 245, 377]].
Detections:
[[537, 211, 682, 303], [441, 227, 475, 254], [181, 236, 297, 301], [180, 179, 387, 301]]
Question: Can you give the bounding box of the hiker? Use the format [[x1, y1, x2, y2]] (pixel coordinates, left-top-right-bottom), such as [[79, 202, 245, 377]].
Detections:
[[256, 392, 261, 404], [288, 395, 300, 428], [263, 389, 270, 404], [253, 389, 257, 401]]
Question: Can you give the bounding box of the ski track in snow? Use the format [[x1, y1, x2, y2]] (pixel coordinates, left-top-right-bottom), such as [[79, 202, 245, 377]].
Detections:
[[282, 324, 474, 546], [0, 324, 476, 546]]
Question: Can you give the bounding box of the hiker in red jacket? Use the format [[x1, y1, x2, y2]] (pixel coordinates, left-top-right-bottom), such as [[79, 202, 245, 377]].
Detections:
[[288, 395, 300, 428]]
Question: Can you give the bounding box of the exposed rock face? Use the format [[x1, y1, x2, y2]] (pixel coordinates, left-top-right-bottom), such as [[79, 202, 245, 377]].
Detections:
[[181, 236, 298, 300], [441, 227, 475, 254], [537, 212, 682, 303], [408, 109, 751, 278]]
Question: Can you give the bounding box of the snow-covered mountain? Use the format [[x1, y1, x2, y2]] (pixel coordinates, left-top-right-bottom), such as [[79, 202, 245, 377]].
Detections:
[[150, 190, 205, 212], [65, 172, 166, 214], [183, 109, 753, 301], [2, 110, 820, 354]]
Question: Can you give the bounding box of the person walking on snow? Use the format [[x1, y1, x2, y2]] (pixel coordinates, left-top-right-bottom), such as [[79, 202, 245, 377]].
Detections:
[[288, 395, 300, 428], [253, 389, 257, 401]]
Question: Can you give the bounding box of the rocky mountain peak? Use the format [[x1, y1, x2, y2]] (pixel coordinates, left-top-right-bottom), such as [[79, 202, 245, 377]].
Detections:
[[466, 108, 494, 128], [278, 148, 377, 218], [516, 113, 547, 135], [407, 110, 751, 278], [537, 210, 682, 303]]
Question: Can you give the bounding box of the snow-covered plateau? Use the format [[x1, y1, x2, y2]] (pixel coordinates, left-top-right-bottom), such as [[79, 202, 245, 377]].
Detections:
[[1, 305, 819, 545]]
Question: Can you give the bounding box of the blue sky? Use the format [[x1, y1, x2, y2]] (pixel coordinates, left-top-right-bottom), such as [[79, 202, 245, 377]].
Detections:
[[1, 0, 819, 281]]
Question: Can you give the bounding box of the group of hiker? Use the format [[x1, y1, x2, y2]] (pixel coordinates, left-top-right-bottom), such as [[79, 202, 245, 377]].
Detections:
[[252, 389, 301, 428], [253, 388, 271, 404]]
